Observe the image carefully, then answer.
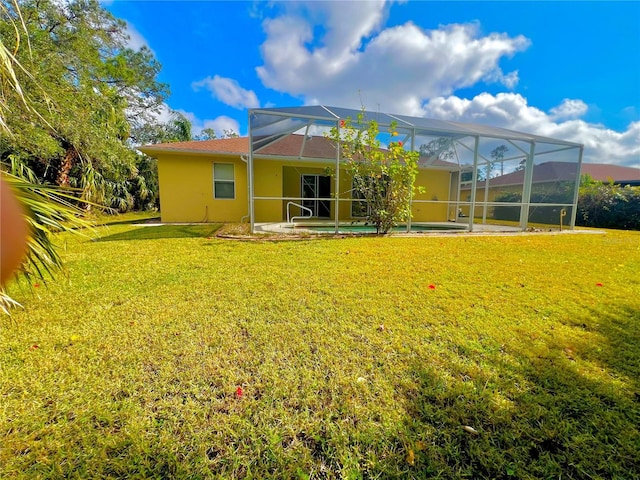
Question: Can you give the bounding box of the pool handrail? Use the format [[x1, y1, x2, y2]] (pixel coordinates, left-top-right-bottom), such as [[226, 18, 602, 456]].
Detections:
[[287, 202, 313, 223]]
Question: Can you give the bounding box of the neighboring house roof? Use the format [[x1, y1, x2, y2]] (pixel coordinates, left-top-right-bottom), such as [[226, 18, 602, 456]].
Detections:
[[139, 134, 458, 169], [581, 163, 640, 184], [466, 161, 640, 189]]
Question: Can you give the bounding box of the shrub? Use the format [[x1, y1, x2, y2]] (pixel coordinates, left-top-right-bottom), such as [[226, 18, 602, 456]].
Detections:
[[492, 183, 575, 225], [577, 179, 640, 230], [326, 113, 421, 234], [492, 177, 640, 230]]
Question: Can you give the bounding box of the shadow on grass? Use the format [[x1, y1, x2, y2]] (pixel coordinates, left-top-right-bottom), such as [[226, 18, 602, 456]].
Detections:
[[396, 303, 640, 479], [92, 212, 162, 227], [96, 224, 222, 242], [584, 304, 640, 392], [95, 218, 161, 228]]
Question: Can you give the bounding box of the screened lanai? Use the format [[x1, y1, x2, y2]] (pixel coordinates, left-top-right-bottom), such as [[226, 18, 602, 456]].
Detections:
[[248, 105, 584, 234]]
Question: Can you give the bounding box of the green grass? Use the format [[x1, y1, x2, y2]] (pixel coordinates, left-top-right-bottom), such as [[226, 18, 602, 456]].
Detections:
[[1, 222, 639, 479]]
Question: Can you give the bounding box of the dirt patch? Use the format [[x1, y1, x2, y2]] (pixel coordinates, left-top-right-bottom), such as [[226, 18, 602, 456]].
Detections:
[[212, 223, 602, 241], [214, 223, 356, 241]]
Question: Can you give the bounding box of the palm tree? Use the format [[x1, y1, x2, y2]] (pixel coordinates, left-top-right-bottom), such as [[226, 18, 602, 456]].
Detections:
[[1, 0, 91, 313], [168, 112, 192, 142]]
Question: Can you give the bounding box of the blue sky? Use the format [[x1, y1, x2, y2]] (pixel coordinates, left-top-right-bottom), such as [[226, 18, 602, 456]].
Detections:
[[105, 1, 640, 167]]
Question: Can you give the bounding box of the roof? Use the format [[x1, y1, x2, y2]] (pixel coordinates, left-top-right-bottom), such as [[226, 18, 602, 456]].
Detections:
[[467, 161, 640, 189], [250, 105, 584, 148], [581, 163, 640, 183], [138, 137, 249, 156], [138, 134, 457, 169]]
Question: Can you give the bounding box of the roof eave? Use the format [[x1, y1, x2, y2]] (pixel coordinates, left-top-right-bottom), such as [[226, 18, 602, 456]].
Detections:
[[138, 146, 247, 157]]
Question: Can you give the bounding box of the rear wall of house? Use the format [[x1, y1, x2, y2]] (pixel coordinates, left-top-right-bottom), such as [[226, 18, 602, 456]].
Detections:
[[251, 160, 455, 223], [157, 153, 248, 223], [157, 153, 455, 223], [412, 169, 453, 221]]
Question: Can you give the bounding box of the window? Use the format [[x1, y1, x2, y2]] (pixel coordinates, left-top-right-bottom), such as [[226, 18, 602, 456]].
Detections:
[[213, 163, 235, 199]]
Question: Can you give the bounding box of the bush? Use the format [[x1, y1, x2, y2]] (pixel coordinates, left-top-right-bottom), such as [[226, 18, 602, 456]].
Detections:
[[577, 181, 640, 230], [492, 178, 640, 230], [326, 113, 420, 234], [492, 183, 575, 225]]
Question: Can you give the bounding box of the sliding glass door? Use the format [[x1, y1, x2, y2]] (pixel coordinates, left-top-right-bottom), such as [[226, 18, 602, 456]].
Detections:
[[301, 175, 331, 218]]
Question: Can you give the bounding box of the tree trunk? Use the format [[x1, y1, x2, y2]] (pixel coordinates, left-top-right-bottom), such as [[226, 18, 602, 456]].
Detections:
[[57, 147, 76, 187]]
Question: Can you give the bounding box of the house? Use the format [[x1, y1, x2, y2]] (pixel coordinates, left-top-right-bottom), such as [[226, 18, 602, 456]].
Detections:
[[139, 136, 251, 224], [139, 134, 457, 224], [140, 105, 585, 232], [580, 163, 640, 186]]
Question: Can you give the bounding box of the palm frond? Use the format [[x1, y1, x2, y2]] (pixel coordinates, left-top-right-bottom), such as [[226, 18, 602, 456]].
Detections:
[[0, 0, 53, 134], [1, 171, 96, 312]]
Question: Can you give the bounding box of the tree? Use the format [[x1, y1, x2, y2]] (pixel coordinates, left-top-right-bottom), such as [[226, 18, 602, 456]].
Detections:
[[194, 128, 218, 141], [0, 0, 169, 208], [419, 137, 456, 162], [194, 128, 239, 141], [0, 0, 93, 312], [0, 0, 168, 311], [490, 145, 509, 177], [220, 129, 239, 139], [514, 158, 526, 172], [327, 113, 421, 234]]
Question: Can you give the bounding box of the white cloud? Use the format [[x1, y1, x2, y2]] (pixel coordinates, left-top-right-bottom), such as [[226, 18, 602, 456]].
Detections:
[[485, 69, 521, 90], [192, 76, 259, 109], [153, 103, 174, 124], [124, 22, 154, 55], [176, 110, 241, 138], [421, 93, 640, 168], [256, 2, 528, 114], [200, 116, 241, 137], [138, 104, 241, 139], [252, 2, 639, 168], [549, 99, 589, 120]]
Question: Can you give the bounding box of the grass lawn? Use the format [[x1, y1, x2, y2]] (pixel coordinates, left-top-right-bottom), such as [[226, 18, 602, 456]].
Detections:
[[1, 218, 639, 479]]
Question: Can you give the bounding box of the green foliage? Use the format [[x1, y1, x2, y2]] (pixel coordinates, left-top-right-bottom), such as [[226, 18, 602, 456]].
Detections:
[[577, 177, 640, 230], [193, 128, 239, 141], [194, 127, 219, 141], [493, 176, 640, 230], [0, 170, 94, 313], [0, 0, 174, 312], [130, 111, 193, 146], [327, 113, 421, 234], [1, 225, 639, 478], [0, 0, 169, 208], [493, 182, 576, 224], [129, 154, 159, 211]]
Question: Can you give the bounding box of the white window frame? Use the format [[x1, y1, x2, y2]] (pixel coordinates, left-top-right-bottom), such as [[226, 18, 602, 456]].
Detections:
[[213, 163, 235, 200]]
